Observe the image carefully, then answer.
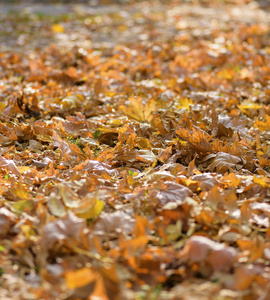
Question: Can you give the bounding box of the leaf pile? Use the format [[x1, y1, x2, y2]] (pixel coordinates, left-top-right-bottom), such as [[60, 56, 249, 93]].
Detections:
[[0, 1, 270, 299]]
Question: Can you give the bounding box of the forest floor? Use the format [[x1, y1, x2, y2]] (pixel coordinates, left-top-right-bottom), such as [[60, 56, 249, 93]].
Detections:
[[1, 1, 270, 299]]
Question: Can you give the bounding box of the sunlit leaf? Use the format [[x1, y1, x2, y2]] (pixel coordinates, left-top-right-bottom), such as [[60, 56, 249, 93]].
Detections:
[[120, 96, 156, 122], [52, 23, 65, 33], [253, 175, 270, 188], [65, 268, 96, 289], [12, 200, 34, 214], [0, 155, 20, 176], [238, 100, 261, 116], [175, 97, 192, 111], [75, 198, 104, 220], [48, 194, 67, 217], [61, 94, 84, 110]]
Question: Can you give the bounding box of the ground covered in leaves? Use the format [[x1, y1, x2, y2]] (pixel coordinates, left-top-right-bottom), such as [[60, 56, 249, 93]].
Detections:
[[1, 0, 270, 299]]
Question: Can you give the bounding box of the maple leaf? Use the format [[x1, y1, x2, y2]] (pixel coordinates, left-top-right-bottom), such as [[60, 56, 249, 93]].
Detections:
[[120, 96, 156, 122], [176, 126, 212, 154], [203, 152, 243, 172], [2, 2, 270, 298]]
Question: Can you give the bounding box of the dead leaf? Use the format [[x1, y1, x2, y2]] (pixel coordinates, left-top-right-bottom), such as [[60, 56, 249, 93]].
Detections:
[[42, 211, 85, 250], [94, 211, 135, 239], [120, 96, 156, 122], [65, 268, 96, 289], [203, 152, 243, 172], [180, 235, 236, 272], [156, 181, 193, 206], [0, 155, 20, 176]]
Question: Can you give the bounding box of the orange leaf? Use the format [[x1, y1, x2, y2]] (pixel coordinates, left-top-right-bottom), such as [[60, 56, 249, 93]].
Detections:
[[65, 268, 96, 289], [234, 266, 256, 290]]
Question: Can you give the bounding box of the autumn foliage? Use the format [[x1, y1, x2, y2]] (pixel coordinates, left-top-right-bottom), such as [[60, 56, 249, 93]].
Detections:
[[0, 0, 270, 299]]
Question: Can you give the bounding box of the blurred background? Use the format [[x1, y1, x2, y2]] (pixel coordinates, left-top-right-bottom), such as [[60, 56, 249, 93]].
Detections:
[[0, 0, 268, 8], [0, 0, 261, 4]]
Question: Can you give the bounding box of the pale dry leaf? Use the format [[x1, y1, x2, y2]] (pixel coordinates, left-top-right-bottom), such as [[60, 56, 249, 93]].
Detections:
[[0, 155, 20, 176], [156, 181, 193, 205], [42, 211, 85, 250], [94, 211, 135, 239], [180, 235, 237, 272]]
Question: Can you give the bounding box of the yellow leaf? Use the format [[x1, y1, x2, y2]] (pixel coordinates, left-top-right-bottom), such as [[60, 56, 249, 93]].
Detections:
[[253, 176, 270, 188], [12, 200, 33, 213], [52, 24, 65, 33], [175, 97, 192, 111], [238, 100, 261, 114], [217, 69, 235, 80], [65, 268, 96, 289], [255, 114, 270, 131], [20, 225, 31, 237], [136, 137, 151, 149], [76, 199, 104, 219], [61, 95, 84, 109], [120, 96, 156, 122], [11, 184, 29, 200], [17, 166, 31, 174]]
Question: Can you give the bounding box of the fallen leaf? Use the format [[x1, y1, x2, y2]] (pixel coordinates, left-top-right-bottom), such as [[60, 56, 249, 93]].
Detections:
[[203, 152, 243, 172], [0, 155, 20, 176], [180, 235, 236, 272], [94, 211, 135, 239], [52, 23, 65, 33], [65, 268, 96, 289], [120, 96, 156, 122], [42, 211, 85, 250], [156, 181, 193, 205]]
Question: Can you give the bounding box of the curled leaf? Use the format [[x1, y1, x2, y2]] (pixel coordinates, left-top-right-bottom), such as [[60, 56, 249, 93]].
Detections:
[[0, 155, 20, 176], [180, 235, 237, 272]]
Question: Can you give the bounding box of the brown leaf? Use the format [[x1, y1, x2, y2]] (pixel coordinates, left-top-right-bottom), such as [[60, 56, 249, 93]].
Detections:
[[74, 159, 116, 177], [42, 211, 85, 250], [16, 93, 40, 117], [180, 235, 236, 272], [94, 211, 135, 240], [156, 181, 193, 206], [98, 132, 118, 147], [94, 78, 103, 96], [191, 173, 219, 191], [176, 126, 212, 154], [0, 155, 20, 176], [0, 207, 16, 237], [203, 152, 243, 172]]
